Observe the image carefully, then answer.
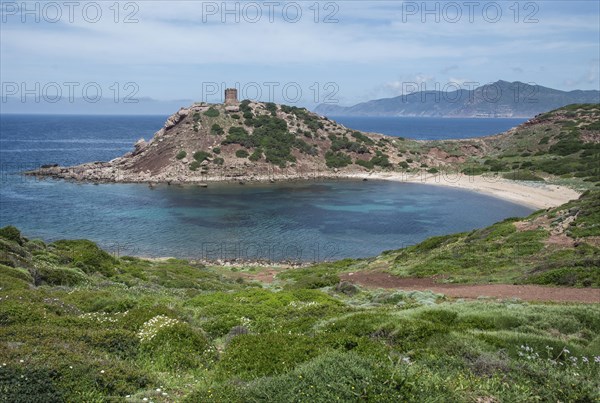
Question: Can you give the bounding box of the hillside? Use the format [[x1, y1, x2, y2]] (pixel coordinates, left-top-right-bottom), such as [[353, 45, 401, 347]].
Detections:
[[1, 191, 599, 401], [347, 189, 600, 287], [28, 103, 600, 189], [27, 101, 397, 183], [315, 81, 600, 117]]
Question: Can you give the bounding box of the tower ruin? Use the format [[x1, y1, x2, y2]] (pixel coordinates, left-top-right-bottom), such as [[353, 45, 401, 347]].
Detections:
[[224, 88, 238, 105]]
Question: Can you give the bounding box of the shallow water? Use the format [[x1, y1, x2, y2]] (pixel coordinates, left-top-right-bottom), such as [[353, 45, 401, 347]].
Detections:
[[0, 114, 534, 261]]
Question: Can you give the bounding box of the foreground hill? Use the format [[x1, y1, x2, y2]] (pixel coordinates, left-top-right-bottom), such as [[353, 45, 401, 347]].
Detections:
[[315, 80, 600, 117], [1, 192, 599, 401], [28, 103, 600, 189]]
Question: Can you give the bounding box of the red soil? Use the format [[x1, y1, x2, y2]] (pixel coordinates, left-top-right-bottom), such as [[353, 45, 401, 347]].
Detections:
[[340, 272, 600, 304]]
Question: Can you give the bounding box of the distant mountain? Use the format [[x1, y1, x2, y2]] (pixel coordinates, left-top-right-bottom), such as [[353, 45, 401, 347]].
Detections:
[[315, 81, 600, 117]]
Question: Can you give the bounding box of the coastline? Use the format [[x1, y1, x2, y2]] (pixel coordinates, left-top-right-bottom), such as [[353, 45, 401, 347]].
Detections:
[[347, 172, 581, 210], [27, 166, 581, 210]]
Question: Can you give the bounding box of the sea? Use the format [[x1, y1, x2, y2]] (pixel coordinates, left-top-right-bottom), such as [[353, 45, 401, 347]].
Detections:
[[0, 114, 533, 261], [331, 116, 527, 140]]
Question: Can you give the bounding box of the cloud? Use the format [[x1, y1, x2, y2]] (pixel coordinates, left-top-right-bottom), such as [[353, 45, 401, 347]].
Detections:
[[563, 59, 600, 88], [440, 65, 459, 74], [1, 0, 598, 103]]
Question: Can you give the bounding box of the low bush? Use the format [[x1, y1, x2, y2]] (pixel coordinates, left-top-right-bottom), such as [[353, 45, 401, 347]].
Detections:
[[217, 333, 321, 380], [204, 107, 220, 117], [51, 239, 117, 276], [193, 151, 211, 163], [235, 149, 249, 158], [325, 151, 351, 168], [210, 123, 224, 135], [0, 226, 24, 245], [138, 318, 214, 371], [189, 161, 200, 171], [503, 171, 545, 181]]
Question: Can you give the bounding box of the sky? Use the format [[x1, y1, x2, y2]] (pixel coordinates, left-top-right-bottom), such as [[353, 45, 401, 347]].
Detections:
[[1, 0, 599, 113]]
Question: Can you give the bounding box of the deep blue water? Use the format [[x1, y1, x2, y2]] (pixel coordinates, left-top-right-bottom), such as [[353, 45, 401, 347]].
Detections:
[[331, 116, 527, 140], [0, 114, 534, 261]]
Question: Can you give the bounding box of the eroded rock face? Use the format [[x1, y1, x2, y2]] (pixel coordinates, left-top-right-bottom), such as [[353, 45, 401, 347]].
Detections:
[[164, 108, 189, 130], [133, 138, 148, 154]]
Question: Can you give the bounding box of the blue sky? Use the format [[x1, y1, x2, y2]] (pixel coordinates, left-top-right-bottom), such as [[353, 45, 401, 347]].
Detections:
[[1, 0, 599, 113]]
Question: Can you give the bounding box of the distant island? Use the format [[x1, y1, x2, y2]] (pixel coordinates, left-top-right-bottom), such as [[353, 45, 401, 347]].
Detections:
[[315, 80, 600, 118]]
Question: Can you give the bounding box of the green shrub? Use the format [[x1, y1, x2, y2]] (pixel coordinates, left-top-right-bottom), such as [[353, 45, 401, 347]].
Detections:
[[0, 300, 47, 325], [284, 272, 340, 289], [81, 329, 139, 359], [324, 313, 442, 350], [0, 367, 64, 403], [325, 151, 351, 168], [503, 171, 545, 181], [189, 161, 200, 171], [193, 151, 211, 163], [0, 263, 32, 283], [193, 351, 410, 402], [139, 319, 213, 371], [265, 102, 277, 115], [36, 265, 86, 286], [211, 123, 224, 135], [213, 157, 224, 165], [415, 309, 458, 326], [176, 150, 187, 160], [461, 166, 488, 175], [0, 226, 24, 245], [370, 152, 391, 168], [356, 159, 374, 169], [525, 267, 600, 287], [51, 240, 117, 276], [212, 147, 221, 154], [204, 107, 220, 117], [235, 149, 249, 158], [217, 333, 321, 380], [249, 149, 262, 161], [351, 131, 375, 145]]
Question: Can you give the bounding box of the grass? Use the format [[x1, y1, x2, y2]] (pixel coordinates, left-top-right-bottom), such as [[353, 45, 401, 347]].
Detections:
[[0, 191, 599, 401], [5, 262, 596, 403]]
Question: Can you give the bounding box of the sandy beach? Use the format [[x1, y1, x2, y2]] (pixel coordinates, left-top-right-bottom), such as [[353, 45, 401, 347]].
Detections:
[[344, 171, 582, 210]]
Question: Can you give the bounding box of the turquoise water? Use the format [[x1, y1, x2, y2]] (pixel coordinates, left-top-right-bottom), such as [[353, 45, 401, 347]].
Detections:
[[0, 115, 534, 261]]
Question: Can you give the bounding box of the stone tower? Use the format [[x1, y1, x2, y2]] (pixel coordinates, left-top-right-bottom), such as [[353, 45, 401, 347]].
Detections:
[[224, 88, 238, 105]]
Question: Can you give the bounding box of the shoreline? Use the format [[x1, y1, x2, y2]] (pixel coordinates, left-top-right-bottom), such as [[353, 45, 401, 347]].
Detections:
[[349, 172, 582, 210], [27, 168, 581, 210]]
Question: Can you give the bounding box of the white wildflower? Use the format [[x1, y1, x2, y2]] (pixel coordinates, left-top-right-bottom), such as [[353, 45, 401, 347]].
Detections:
[[137, 315, 181, 343]]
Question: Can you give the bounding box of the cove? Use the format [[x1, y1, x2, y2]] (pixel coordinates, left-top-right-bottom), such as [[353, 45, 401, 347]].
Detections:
[[0, 178, 534, 261]]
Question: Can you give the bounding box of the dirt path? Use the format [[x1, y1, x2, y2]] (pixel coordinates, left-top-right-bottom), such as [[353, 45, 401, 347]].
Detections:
[[340, 272, 600, 303]]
